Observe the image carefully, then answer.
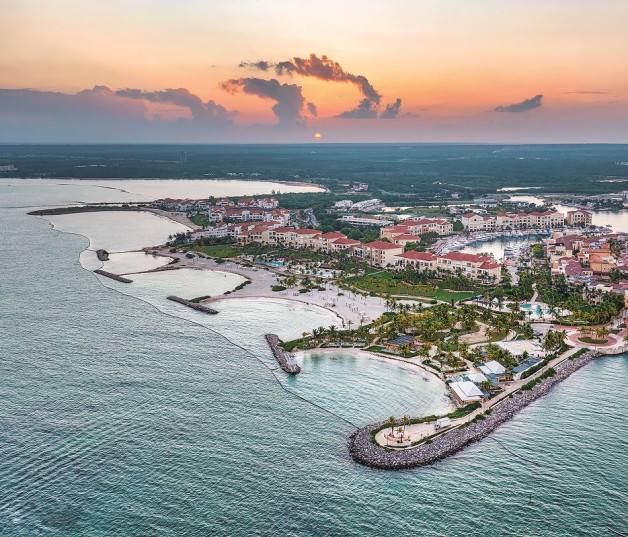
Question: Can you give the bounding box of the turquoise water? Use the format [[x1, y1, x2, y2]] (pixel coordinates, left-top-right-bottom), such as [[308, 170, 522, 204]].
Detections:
[[1, 181, 627, 536], [520, 303, 552, 316]]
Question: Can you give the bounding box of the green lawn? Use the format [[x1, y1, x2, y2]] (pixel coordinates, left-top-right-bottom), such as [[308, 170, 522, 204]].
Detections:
[[190, 214, 209, 227], [347, 272, 478, 303], [198, 245, 239, 258]]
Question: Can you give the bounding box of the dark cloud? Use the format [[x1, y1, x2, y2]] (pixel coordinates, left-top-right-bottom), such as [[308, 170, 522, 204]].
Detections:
[[239, 60, 272, 72], [0, 85, 235, 142], [221, 77, 307, 126], [241, 53, 399, 119], [335, 99, 378, 119], [273, 54, 381, 105], [114, 87, 235, 122], [494, 94, 543, 113], [307, 102, 318, 117], [380, 98, 402, 119]]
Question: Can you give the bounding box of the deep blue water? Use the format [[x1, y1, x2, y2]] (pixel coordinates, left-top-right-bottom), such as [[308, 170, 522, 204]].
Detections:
[[1, 181, 627, 536]]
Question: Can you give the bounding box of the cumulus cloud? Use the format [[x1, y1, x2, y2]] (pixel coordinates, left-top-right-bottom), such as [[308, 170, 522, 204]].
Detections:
[[221, 77, 307, 126], [494, 94, 543, 113], [335, 98, 378, 119], [0, 85, 235, 142], [240, 53, 402, 119], [114, 87, 235, 122], [380, 98, 402, 119], [307, 102, 318, 117]]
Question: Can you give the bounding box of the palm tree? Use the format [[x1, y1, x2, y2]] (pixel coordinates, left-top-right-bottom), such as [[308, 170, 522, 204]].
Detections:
[[402, 415, 410, 436], [387, 416, 396, 437]]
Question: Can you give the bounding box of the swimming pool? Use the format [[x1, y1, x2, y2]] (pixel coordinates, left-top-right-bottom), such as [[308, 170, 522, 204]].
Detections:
[[520, 303, 552, 316]]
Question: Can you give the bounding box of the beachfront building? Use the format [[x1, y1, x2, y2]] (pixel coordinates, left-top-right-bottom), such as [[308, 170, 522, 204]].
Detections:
[[566, 210, 593, 226], [355, 241, 404, 268], [394, 251, 438, 271], [384, 335, 420, 353], [448, 381, 485, 405]]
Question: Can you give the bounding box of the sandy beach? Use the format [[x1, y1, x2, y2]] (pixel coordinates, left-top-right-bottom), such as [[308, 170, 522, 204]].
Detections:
[[151, 248, 387, 326]]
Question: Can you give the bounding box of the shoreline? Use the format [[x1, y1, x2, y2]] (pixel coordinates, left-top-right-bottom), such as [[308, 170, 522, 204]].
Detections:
[[348, 348, 602, 470]]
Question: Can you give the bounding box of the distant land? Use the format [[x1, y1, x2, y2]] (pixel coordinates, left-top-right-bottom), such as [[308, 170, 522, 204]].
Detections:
[[2, 144, 628, 204]]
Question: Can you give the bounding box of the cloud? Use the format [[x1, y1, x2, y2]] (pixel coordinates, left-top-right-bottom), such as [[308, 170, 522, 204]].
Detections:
[[221, 77, 307, 126], [114, 87, 235, 122], [380, 98, 402, 119], [241, 53, 402, 119], [0, 85, 235, 142], [494, 94, 543, 113], [307, 102, 318, 117], [335, 98, 378, 119], [274, 54, 381, 105]]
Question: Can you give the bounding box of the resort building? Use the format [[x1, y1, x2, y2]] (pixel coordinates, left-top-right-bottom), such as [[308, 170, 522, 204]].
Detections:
[[566, 210, 593, 226], [461, 210, 565, 231], [380, 218, 453, 239], [460, 213, 497, 231], [436, 252, 502, 282], [448, 381, 485, 405], [394, 251, 438, 271], [355, 241, 404, 268]]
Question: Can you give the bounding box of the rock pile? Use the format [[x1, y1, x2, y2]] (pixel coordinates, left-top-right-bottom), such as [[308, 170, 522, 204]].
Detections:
[[166, 296, 218, 314], [93, 269, 132, 283], [265, 334, 300, 374]]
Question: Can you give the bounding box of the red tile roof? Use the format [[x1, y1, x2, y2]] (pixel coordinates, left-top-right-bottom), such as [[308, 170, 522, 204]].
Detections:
[[319, 232, 347, 239], [363, 240, 404, 250], [397, 251, 437, 261]]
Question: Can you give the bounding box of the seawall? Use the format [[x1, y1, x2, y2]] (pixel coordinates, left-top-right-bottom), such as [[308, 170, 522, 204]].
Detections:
[[167, 296, 218, 314], [265, 334, 301, 374], [93, 269, 132, 283], [348, 349, 601, 470]]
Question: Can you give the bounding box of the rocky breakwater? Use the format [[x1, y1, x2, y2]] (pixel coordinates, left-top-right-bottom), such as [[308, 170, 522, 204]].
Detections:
[[167, 296, 218, 314], [349, 349, 600, 470], [265, 334, 301, 374], [93, 269, 132, 283]]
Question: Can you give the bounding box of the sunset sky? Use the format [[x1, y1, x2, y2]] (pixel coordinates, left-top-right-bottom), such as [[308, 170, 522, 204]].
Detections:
[[1, 0, 627, 143]]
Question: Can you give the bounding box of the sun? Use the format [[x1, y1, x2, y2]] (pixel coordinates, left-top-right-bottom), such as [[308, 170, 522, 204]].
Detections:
[[314, 133, 322, 139]]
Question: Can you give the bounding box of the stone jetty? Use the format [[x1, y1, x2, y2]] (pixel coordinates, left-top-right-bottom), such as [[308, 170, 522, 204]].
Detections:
[[93, 269, 132, 283], [167, 295, 218, 314], [348, 349, 600, 470], [265, 334, 301, 374], [96, 249, 109, 261]]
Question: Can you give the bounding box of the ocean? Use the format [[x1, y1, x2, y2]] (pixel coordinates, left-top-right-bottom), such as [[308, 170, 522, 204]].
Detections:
[[1, 179, 627, 536]]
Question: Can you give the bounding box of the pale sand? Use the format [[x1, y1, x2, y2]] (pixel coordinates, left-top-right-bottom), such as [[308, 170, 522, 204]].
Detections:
[[150, 249, 387, 326]]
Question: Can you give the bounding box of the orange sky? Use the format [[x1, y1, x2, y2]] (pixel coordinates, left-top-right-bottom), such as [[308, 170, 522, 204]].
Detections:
[[1, 0, 627, 142]]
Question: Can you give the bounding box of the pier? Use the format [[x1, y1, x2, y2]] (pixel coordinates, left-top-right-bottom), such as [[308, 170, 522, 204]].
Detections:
[[167, 296, 218, 314], [265, 334, 301, 374], [93, 269, 132, 283]]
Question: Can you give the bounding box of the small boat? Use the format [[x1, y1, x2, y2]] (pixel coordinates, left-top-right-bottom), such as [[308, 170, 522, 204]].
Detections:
[[330, 356, 338, 360]]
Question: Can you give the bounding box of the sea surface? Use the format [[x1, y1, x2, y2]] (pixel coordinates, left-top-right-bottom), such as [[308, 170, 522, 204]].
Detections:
[[1, 179, 627, 536]]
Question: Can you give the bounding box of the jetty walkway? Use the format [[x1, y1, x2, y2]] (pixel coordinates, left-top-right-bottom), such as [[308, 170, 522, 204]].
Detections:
[[349, 347, 600, 470]]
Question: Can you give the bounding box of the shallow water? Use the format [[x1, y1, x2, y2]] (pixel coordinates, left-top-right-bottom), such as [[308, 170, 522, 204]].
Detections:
[[1, 181, 627, 536], [284, 351, 452, 424]]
